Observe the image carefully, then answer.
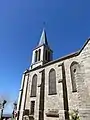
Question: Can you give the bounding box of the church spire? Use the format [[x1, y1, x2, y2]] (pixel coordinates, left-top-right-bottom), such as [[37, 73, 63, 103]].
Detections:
[[30, 29, 53, 70], [38, 29, 48, 46]]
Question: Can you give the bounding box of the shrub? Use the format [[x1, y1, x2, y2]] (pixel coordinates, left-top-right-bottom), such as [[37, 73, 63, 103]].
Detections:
[[69, 109, 80, 120]]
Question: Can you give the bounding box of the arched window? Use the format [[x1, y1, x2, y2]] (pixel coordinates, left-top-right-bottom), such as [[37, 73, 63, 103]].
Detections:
[[31, 74, 37, 97], [70, 61, 80, 92], [49, 68, 57, 95]]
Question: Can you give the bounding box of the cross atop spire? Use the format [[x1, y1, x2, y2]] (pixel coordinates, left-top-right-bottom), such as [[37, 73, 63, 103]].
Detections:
[[38, 29, 48, 46]]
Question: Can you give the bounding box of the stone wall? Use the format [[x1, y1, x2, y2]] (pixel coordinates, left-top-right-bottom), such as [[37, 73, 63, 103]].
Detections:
[[18, 39, 90, 120]]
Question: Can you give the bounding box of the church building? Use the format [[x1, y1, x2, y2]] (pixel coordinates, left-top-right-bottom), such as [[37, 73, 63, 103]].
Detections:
[[16, 29, 90, 120]]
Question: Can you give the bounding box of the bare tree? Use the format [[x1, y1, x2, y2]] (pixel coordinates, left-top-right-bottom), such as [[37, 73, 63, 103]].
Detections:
[[0, 100, 7, 119], [0, 94, 10, 119]]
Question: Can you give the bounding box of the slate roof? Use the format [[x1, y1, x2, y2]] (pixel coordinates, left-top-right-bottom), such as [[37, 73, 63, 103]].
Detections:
[[38, 29, 48, 46]]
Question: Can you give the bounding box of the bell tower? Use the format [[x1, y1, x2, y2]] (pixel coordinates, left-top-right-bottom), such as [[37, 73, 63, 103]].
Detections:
[[30, 29, 53, 69]]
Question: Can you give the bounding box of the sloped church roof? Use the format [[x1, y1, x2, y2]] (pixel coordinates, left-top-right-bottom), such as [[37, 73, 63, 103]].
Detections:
[[30, 37, 90, 71]]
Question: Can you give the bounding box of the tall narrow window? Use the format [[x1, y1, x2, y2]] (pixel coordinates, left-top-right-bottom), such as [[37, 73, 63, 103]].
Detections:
[[31, 74, 37, 97], [35, 51, 38, 62], [45, 50, 48, 61], [49, 68, 57, 95], [30, 101, 35, 115], [48, 51, 50, 61], [38, 49, 41, 61], [70, 61, 80, 92]]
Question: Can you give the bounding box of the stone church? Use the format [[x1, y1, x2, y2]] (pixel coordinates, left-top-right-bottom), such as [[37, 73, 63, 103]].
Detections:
[[16, 29, 90, 120]]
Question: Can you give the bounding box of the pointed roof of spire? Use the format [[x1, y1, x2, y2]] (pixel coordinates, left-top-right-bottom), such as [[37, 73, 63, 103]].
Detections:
[[38, 29, 48, 46]]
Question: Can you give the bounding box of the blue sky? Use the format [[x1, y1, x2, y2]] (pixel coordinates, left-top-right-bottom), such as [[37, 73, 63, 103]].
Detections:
[[0, 0, 90, 113]]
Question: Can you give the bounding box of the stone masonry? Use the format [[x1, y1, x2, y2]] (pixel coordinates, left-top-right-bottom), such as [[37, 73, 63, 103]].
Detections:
[[16, 29, 90, 120]]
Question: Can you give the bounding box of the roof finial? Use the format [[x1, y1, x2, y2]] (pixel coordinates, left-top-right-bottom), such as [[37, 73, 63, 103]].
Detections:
[[43, 21, 46, 29]]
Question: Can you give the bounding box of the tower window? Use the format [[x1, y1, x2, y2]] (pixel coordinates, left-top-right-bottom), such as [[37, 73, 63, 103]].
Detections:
[[35, 49, 41, 62], [48, 51, 50, 61], [31, 74, 37, 97], [30, 101, 35, 115], [38, 49, 41, 61], [45, 50, 48, 61], [35, 51, 38, 62], [45, 50, 51, 61], [49, 68, 57, 95]]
